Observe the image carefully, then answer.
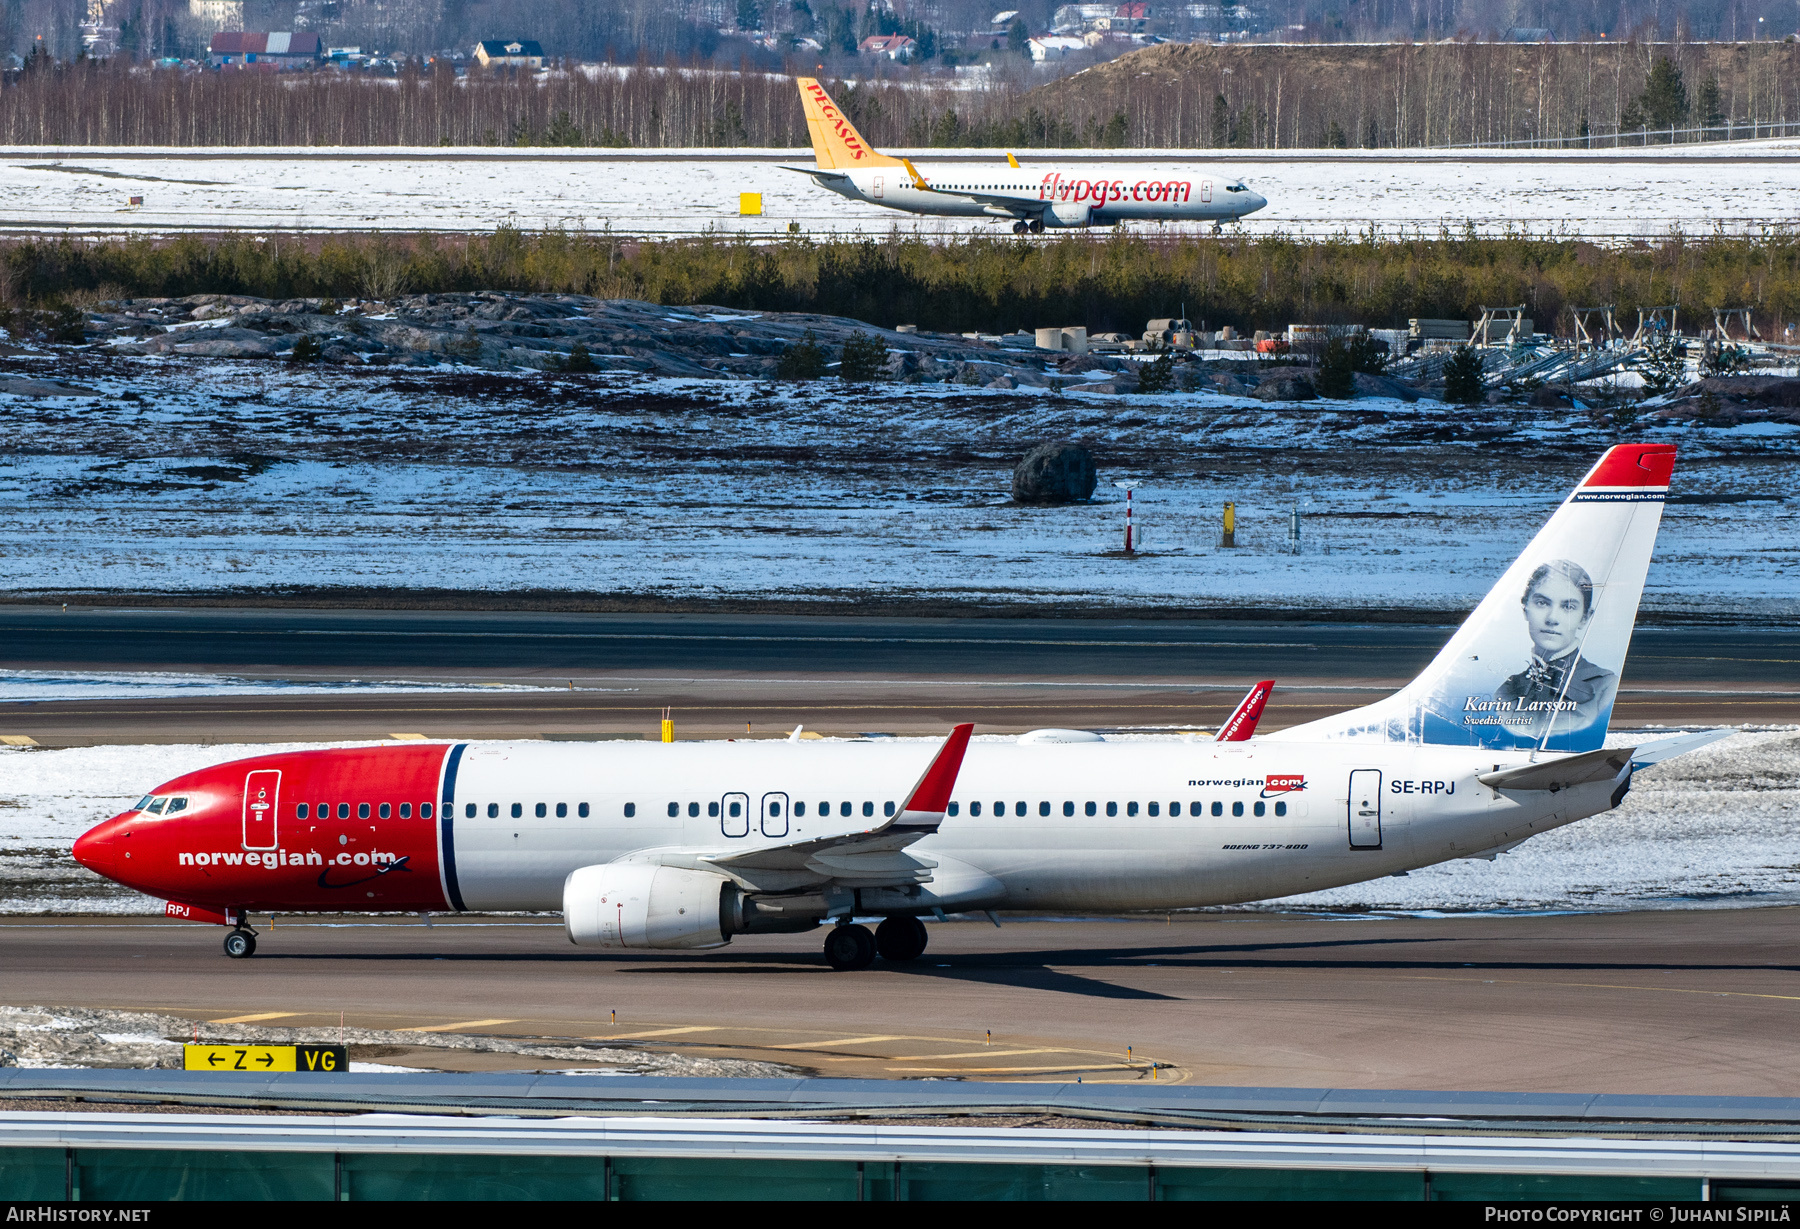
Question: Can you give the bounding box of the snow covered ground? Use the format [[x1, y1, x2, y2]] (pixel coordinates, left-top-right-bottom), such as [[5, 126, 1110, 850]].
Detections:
[[2, 729, 1795, 917], [1, 358, 1796, 619], [2, 141, 1796, 238], [0, 669, 560, 702]]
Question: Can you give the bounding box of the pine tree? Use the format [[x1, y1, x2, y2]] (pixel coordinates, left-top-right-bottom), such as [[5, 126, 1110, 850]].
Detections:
[[1136, 350, 1175, 393], [1442, 346, 1486, 405], [1638, 57, 1688, 132], [838, 331, 888, 382], [1211, 93, 1230, 147], [1696, 76, 1725, 132], [776, 330, 827, 380], [1315, 337, 1355, 399], [1324, 120, 1348, 149], [1346, 331, 1388, 373]]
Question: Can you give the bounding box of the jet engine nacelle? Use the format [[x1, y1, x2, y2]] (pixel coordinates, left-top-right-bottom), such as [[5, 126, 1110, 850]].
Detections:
[[1046, 202, 1093, 228], [563, 863, 729, 949]]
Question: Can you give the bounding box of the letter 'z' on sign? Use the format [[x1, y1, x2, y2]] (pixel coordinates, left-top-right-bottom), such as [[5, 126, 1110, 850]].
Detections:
[[185, 1044, 348, 1072]]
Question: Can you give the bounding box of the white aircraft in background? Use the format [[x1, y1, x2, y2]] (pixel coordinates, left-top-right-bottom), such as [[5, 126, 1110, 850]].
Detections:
[[784, 77, 1267, 234], [77, 444, 1727, 971]]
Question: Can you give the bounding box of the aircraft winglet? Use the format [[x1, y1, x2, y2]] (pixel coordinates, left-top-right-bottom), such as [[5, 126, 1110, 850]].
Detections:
[[901, 157, 930, 189], [1216, 681, 1274, 742], [891, 723, 974, 832], [1006, 152, 1020, 168]]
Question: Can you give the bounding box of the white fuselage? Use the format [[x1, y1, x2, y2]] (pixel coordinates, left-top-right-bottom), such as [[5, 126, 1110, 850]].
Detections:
[[818, 166, 1267, 227], [444, 739, 1601, 912]]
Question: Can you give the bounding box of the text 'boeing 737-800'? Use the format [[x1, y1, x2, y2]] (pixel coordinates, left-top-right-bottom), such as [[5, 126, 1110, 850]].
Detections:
[[783, 77, 1267, 234], [73, 444, 1732, 971]]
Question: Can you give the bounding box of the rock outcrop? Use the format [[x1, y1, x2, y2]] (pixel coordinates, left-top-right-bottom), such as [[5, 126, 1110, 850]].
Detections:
[[1012, 441, 1098, 504]]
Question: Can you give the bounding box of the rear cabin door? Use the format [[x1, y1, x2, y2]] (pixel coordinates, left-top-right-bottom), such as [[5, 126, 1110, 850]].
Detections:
[[243, 769, 280, 850], [1347, 770, 1382, 850], [761, 792, 789, 838], [872, 175, 884, 199], [721, 792, 750, 838]]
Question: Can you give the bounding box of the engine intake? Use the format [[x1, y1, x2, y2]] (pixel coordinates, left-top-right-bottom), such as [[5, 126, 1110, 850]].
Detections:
[[563, 863, 730, 949]]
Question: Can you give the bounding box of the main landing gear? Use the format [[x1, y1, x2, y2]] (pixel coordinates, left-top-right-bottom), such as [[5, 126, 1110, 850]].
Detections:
[[822, 916, 930, 970], [223, 926, 258, 959], [1211, 222, 1224, 235], [1010, 219, 1046, 236]]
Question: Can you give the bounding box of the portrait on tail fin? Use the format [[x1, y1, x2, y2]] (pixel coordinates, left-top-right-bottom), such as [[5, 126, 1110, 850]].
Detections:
[[1493, 559, 1618, 742]]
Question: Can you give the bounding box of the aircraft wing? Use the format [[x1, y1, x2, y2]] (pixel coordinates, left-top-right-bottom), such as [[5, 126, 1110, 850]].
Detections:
[[897, 158, 1038, 217], [699, 722, 974, 890]]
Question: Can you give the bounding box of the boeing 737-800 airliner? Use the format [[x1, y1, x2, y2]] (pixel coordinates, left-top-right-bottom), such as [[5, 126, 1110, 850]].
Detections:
[[74, 444, 1724, 970], [784, 77, 1267, 233]]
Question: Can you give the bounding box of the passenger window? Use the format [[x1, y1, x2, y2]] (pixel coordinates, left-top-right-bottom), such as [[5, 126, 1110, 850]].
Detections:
[[1275, 801, 1287, 816], [535, 803, 547, 818], [338, 804, 350, 819], [970, 801, 982, 816], [379, 803, 391, 819], [1232, 801, 1244, 817], [688, 802, 699, 818], [1211, 801, 1223, 817], [1039, 801, 1051, 817], [947, 802, 958, 817], [421, 803, 433, 819], [623, 803, 635, 818], [556, 803, 567, 818], [146, 798, 167, 814], [1104, 802, 1116, 817], [858, 801, 870, 817], [578, 803, 589, 817], [297, 803, 309, 819], [883, 802, 894, 817], [466, 803, 476, 818], [1015, 802, 1027, 817], [1126, 801, 1137, 817], [510, 803, 523, 819], [358, 803, 370, 819], [729, 800, 742, 818], [771, 801, 783, 817], [1148, 802, 1160, 817], [840, 802, 852, 817], [1062, 801, 1074, 817], [166, 798, 188, 814], [667, 802, 679, 818], [486, 803, 497, 818], [1169, 801, 1180, 816], [1085, 802, 1097, 817], [399, 803, 411, 819], [708, 801, 719, 817], [796, 802, 807, 817], [1254, 801, 1266, 817]]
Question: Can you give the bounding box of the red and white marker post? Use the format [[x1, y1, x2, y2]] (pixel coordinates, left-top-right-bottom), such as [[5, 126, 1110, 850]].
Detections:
[[1114, 479, 1142, 554]]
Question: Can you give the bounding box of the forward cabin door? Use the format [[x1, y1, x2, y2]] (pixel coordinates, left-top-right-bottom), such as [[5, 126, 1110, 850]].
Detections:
[[243, 769, 280, 850], [1347, 770, 1382, 850]]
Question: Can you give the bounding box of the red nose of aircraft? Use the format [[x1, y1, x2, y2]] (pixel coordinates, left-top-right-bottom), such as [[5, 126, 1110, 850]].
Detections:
[[72, 815, 130, 876]]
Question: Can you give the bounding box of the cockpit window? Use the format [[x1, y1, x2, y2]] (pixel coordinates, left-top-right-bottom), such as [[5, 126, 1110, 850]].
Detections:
[[165, 797, 188, 814], [134, 795, 154, 812], [1226, 183, 1247, 192], [145, 797, 167, 815]]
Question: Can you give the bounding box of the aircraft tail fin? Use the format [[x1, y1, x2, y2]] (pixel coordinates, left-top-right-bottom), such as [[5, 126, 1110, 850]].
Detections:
[[796, 77, 906, 170], [1270, 444, 1676, 754], [1216, 681, 1274, 742]]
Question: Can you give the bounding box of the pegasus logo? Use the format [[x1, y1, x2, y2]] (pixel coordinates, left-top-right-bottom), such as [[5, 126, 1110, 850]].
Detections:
[[806, 82, 868, 160]]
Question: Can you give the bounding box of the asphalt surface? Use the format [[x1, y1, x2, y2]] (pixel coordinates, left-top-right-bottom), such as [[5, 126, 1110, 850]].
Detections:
[[4, 608, 1796, 743], [6, 909, 1799, 1094]]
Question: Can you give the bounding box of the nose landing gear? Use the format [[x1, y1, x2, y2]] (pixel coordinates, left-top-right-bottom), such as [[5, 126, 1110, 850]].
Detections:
[[1211, 222, 1224, 235], [223, 926, 258, 958]]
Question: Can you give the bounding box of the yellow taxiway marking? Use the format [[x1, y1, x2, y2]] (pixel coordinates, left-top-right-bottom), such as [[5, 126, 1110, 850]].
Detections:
[[767, 1034, 908, 1050], [207, 1011, 301, 1024], [1409, 974, 1800, 1004], [388, 733, 429, 740], [0, 735, 38, 746], [885, 1047, 1066, 1061], [888, 1064, 1139, 1074], [403, 1018, 520, 1033], [589, 1026, 722, 1040]]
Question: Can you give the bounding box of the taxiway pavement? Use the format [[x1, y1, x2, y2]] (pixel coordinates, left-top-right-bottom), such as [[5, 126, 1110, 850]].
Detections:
[[4, 909, 1797, 1095]]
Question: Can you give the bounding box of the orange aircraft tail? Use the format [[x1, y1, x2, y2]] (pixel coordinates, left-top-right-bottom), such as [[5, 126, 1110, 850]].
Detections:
[[795, 77, 906, 170]]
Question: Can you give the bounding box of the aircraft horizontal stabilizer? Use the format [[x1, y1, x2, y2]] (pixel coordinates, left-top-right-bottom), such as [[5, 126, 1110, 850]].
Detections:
[[1478, 746, 1632, 792], [1628, 727, 1734, 768]]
